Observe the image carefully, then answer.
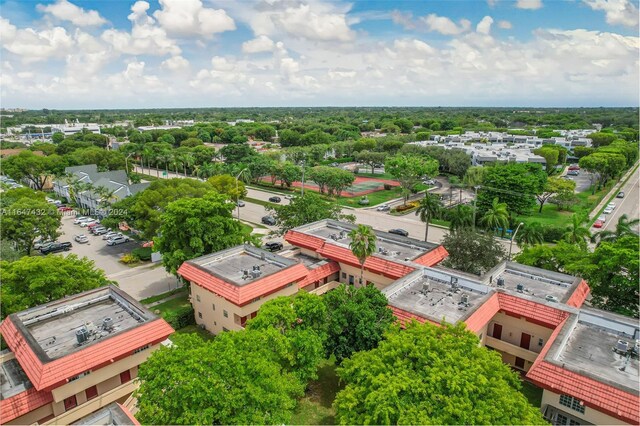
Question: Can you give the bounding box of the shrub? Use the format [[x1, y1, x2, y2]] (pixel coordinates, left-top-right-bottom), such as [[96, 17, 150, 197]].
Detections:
[[383, 184, 393, 190], [132, 247, 152, 261], [541, 225, 565, 243], [120, 253, 139, 264], [359, 196, 370, 205], [394, 201, 419, 213], [163, 305, 195, 329]]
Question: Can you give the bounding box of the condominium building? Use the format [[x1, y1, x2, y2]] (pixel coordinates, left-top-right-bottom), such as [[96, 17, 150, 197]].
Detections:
[[0, 286, 173, 425], [177, 219, 638, 425]]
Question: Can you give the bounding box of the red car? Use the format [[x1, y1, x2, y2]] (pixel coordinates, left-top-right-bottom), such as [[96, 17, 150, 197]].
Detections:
[[593, 220, 603, 228], [87, 222, 101, 229], [568, 165, 580, 171], [58, 206, 73, 212]]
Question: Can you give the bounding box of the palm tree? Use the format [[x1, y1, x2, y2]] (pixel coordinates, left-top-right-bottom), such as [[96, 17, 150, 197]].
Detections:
[[170, 156, 182, 175], [142, 145, 154, 176], [593, 214, 640, 243], [515, 222, 544, 246], [348, 225, 377, 286], [480, 197, 509, 233], [195, 163, 217, 179], [181, 152, 195, 177], [563, 214, 591, 245], [415, 194, 442, 242], [448, 204, 474, 232]]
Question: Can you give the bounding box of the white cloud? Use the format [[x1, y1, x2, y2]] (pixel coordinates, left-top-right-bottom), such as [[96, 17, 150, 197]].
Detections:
[[37, 0, 107, 27], [516, 0, 543, 10], [101, 1, 181, 56], [390, 10, 415, 30], [0, 17, 74, 62], [242, 35, 276, 54], [422, 14, 471, 35], [476, 16, 494, 34], [498, 20, 513, 29], [161, 55, 190, 71], [583, 0, 639, 27], [153, 0, 235, 37], [487, 0, 498, 6], [274, 4, 355, 42]]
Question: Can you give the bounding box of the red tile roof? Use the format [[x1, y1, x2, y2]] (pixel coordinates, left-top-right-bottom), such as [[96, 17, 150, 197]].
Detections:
[[117, 403, 141, 425], [298, 261, 340, 288], [284, 230, 326, 251], [316, 243, 416, 279], [527, 318, 639, 425], [178, 262, 309, 306], [389, 306, 439, 327], [0, 387, 53, 423], [565, 279, 590, 308], [413, 245, 449, 267], [464, 293, 501, 333], [0, 317, 173, 391], [497, 292, 569, 329]]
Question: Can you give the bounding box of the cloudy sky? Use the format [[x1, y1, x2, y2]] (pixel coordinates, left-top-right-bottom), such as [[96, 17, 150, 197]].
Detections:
[[1, 0, 638, 108]]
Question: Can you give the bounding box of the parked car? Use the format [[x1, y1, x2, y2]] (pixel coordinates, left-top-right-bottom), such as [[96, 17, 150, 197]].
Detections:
[[376, 204, 391, 212], [567, 170, 579, 176], [34, 240, 55, 250], [607, 202, 616, 209], [87, 221, 102, 229], [81, 220, 98, 228], [102, 231, 122, 240], [74, 216, 90, 224], [422, 179, 436, 185], [597, 215, 606, 223], [93, 228, 109, 235], [617, 191, 625, 198], [40, 242, 72, 254], [284, 194, 295, 200], [268, 196, 281, 203], [261, 216, 276, 226], [106, 236, 130, 246], [593, 220, 604, 228], [58, 206, 73, 212], [603, 207, 614, 214], [389, 228, 409, 237], [74, 234, 89, 244], [264, 242, 283, 252], [236, 200, 245, 207], [568, 165, 580, 171]]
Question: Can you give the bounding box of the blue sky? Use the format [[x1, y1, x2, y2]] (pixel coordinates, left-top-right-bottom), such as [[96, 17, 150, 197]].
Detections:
[[0, 0, 638, 108]]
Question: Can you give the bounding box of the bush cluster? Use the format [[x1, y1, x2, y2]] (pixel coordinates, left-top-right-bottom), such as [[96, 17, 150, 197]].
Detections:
[[162, 305, 195, 329]]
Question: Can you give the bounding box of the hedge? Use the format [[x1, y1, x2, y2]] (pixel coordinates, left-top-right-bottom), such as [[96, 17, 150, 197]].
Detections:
[[162, 305, 195, 329], [132, 247, 152, 261]]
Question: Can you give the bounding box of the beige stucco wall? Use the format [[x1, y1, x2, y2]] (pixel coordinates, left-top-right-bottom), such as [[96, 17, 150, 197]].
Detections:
[[488, 312, 554, 353], [541, 389, 628, 425], [190, 281, 298, 335], [336, 262, 396, 290]]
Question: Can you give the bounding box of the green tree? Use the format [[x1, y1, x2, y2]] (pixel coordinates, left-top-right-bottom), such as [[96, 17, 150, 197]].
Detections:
[[220, 143, 256, 163], [1, 197, 61, 254], [579, 152, 626, 193], [155, 191, 245, 274], [180, 137, 203, 148], [1, 255, 113, 319], [334, 322, 546, 425], [442, 229, 505, 275], [385, 155, 439, 205], [301, 129, 334, 146], [533, 146, 560, 174], [266, 192, 354, 236], [323, 284, 394, 363], [588, 131, 617, 147], [592, 214, 639, 244], [446, 204, 474, 231], [536, 176, 576, 213], [348, 224, 377, 286], [136, 332, 306, 425], [51, 132, 65, 144], [279, 129, 302, 147], [463, 166, 487, 188], [562, 214, 591, 246], [277, 162, 302, 188], [415, 193, 442, 242], [477, 163, 547, 215], [326, 168, 355, 197], [0, 240, 22, 263], [207, 174, 247, 201], [355, 151, 387, 174], [1, 151, 66, 190], [515, 222, 544, 246], [480, 197, 509, 232]]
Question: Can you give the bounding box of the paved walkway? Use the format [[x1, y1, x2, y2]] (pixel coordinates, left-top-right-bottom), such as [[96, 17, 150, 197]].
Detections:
[[108, 263, 181, 301]]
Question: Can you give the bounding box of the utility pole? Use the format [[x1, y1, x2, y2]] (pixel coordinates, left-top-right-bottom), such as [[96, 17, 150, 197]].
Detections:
[[472, 186, 479, 231], [235, 168, 247, 221], [125, 153, 134, 185], [509, 222, 525, 260]]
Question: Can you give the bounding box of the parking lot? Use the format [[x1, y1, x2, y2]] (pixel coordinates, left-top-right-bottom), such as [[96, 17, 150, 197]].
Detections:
[[57, 215, 140, 275]]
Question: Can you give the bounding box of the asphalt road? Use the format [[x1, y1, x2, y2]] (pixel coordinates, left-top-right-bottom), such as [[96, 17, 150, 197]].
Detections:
[[598, 167, 639, 233]]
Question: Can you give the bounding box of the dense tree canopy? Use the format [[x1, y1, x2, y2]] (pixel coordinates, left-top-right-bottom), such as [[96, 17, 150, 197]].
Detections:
[[442, 229, 506, 275], [1, 255, 113, 319], [1, 196, 61, 254], [334, 322, 546, 425], [207, 174, 247, 201], [385, 154, 439, 204], [477, 163, 547, 215]]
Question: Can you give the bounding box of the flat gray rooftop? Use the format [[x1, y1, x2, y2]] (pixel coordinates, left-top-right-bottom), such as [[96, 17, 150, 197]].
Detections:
[[0, 357, 31, 400], [385, 273, 493, 324], [556, 313, 639, 393], [73, 402, 136, 425], [280, 249, 333, 270], [303, 220, 435, 262], [16, 287, 150, 360], [495, 268, 573, 303], [189, 245, 297, 286]]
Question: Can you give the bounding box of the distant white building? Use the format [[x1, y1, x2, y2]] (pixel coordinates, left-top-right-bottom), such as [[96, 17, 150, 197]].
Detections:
[[51, 119, 101, 136]]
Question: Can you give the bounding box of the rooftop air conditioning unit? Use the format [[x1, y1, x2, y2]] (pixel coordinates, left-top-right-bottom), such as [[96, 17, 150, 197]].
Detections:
[[617, 340, 629, 353], [76, 327, 89, 345], [545, 295, 559, 303], [516, 284, 525, 293], [497, 277, 505, 287], [461, 294, 469, 305], [102, 317, 114, 330], [250, 270, 261, 279]]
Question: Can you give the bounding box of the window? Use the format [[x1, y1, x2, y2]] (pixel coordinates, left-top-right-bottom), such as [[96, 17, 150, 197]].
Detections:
[[120, 369, 132, 384], [85, 385, 98, 400], [559, 394, 585, 414], [341, 272, 346, 279], [222, 327, 229, 332], [223, 310, 228, 318], [538, 338, 544, 346], [556, 414, 581, 425], [212, 303, 216, 311], [198, 312, 202, 319], [38, 414, 55, 424], [64, 395, 77, 411], [69, 370, 91, 382], [133, 344, 150, 354], [196, 294, 201, 302]]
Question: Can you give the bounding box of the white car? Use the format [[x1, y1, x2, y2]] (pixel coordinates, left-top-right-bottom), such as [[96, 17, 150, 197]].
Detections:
[[74, 234, 89, 244], [106, 235, 130, 246], [607, 202, 616, 209], [102, 231, 122, 240], [603, 207, 614, 214], [73, 216, 89, 224], [81, 220, 98, 228], [597, 215, 606, 223]]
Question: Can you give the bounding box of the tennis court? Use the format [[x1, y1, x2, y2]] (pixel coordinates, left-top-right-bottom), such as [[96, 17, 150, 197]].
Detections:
[[290, 176, 400, 197]]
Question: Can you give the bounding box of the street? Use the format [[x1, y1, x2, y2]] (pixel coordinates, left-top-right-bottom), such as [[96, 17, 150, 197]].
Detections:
[[599, 166, 639, 234]]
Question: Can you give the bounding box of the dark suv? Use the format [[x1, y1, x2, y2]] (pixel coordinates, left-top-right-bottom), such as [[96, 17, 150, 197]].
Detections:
[[388, 229, 409, 237], [268, 196, 281, 203], [261, 216, 276, 226], [41, 242, 72, 254], [264, 242, 283, 252]]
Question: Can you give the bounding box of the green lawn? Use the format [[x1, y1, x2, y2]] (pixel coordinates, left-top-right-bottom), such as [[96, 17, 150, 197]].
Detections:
[[521, 380, 543, 408], [171, 324, 215, 341], [140, 288, 186, 305], [240, 223, 254, 235], [151, 293, 191, 316], [290, 358, 342, 425], [337, 186, 405, 208]]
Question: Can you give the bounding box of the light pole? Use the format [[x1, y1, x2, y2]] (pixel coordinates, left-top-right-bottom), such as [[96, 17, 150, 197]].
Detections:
[[509, 222, 525, 260], [235, 168, 247, 221], [125, 153, 134, 184], [300, 157, 306, 197]]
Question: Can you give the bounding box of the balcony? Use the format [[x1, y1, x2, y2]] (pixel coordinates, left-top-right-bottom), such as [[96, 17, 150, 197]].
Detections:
[[307, 281, 341, 296], [485, 336, 540, 363]]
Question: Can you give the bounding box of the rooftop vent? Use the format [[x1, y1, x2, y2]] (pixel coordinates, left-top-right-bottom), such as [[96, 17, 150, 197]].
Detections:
[[545, 295, 559, 303], [421, 283, 430, 294], [497, 277, 505, 287], [76, 327, 89, 345], [461, 294, 469, 305], [242, 269, 250, 279], [516, 283, 525, 293], [102, 317, 113, 330], [616, 340, 629, 353], [250, 269, 262, 279]]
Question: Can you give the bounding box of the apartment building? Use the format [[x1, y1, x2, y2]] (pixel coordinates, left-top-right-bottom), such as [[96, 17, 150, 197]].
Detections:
[[0, 286, 173, 425]]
